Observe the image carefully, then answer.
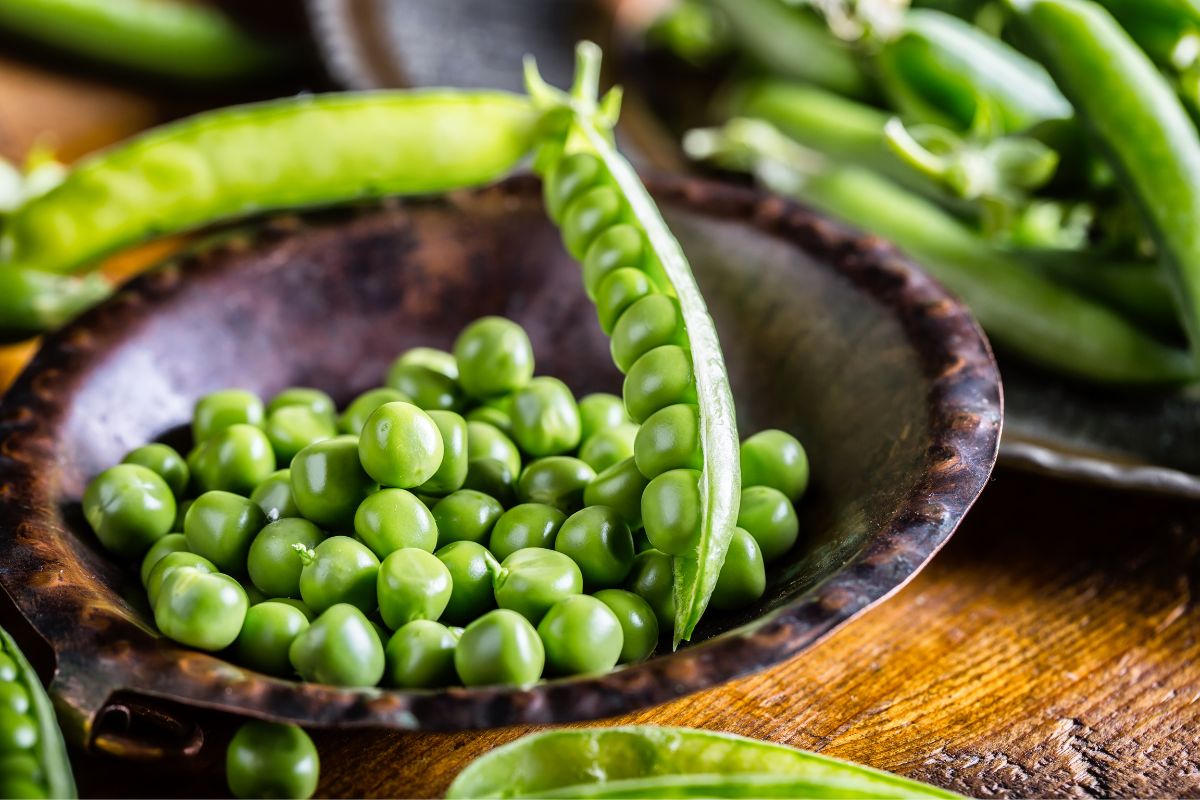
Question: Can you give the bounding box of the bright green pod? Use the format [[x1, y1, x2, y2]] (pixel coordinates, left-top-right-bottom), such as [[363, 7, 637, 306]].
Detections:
[[578, 422, 638, 474], [583, 457, 649, 532], [634, 403, 702, 478], [610, 294, 685, 374], [561, 184, 624, 259], [517, 457, 596, 514], [192, 389, 263, 444], [581, 223, 645, 300], [595, 268, 655, 335], [122, 443, 189, 498], [511, 377, 582, 457], [453, 316, 535, 400], [338, 387, 409, 435], [641, 469, 702, 556], [544, 152, 604, 222], [0, 626, 75, 800], [622, 345, 697, 423], [264, 406, 336, 466]]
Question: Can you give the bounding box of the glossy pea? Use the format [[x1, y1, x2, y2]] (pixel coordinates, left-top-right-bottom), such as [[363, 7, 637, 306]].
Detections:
[[554, 506, 635, 589], [226, 721, 319, 800], [358, 402, 444, 488], [710, 527, 767, 611], [454, 316, 535, 399], [247, 517, 324, 598], [140, 532, 188, 586], [582, 223, 645, 299], [290, 436, 378, 529], [545, 151, 603, 221], [634, 403, 702, 478], [595, 268, 655, 334], [338, 387, 409, 435], [466, 420, 522, 478], [296, 535, 380, 615], [594, 588, 659, 663], [386, 360, 465, 412], [577, 392, 630, 442], [250, 469, 300, 522], [583, 456, 649, 531], [517, 456, 595, 513], [465, 404, 514, 435], [288, 603, 385, 688], [738, 485, 800, 563], [419, 410, 468, 495], [83, 463, 176, 557], [578, 422, 639, 473], [354, 488, 438, 558], [462, 458, 517, 507], [494, 547, 584, 624], [641, 468, 702, 556], [561, 184, 624, 259], [454, 609, 545, 687], [234, 601, 311, 677], [154, 568, 248, 651], [192, 389, 263, 443], [611, 294, 685, 373], [265, 406, 337, 465], [385, 620, 460, 689], [432, 489, 504, 545], [489, 503, 567, 562], [395, 346, 459, 379], [146, 552, 217, 607], [266, 387, 336, 421], [0, 708, 36, 752], [741, 429, 810, 502], [377, 548, 453, 629], [184, 490, 266, 573], [537, 595, 624, 676], [510, 377, 582, 457], [192, 423, 276, 495], [623, 345, 696, 423], [0, 684, 29, 715], [436, 541, 501, 625], [122, 443, 189, 498], [625, 549, 677, 633]]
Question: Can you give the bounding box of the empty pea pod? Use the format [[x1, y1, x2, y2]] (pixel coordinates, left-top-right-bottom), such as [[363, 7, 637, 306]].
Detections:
[[0, 626, 76, 799]]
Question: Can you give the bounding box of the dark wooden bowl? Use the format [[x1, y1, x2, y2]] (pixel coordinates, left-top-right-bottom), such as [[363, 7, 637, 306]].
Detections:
[[0, 176, 1001, 756]]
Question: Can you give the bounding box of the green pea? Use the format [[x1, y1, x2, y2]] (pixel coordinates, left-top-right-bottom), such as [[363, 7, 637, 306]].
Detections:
[[0, 684, 29, 716], [354, 488, 437, 558], [517, 457, 595, 513], [583, 456, 649, 531], [431, 489, 503, 545], [419, 410, 468, 495], [537, 595, 623, 676], [561, 184, 623, 259], [462, 458, 517, 507], [386, 361, 465, 412], [0, 657, 13, 684], [270, 598, 315, 621], [582, 223, 644, 300], [393, 347, 459, 380], [266, 387, 336, 421], [122, 443, 189, 498], [578, 422, 639, 473], [247, 517, 324, 598], [595, 268, 655, 335], [641, 468, 702, 556], [494, 547, 583, 624], [289, 603, 384, 687], [554, 506, 635, 589], [82, 463, 176, 557], [376, 548, 453, 630], [634, 403, 702, 478], [0, 777, 46, 800], [577, 392, 630, 442], [154, 568, 248, 651], [338, 387, 409, 435], [139, 532, 188, 586], [296, 535, 380, 615], [738, 486, 799, 563], [436, 541, 500, 625], [454, 316, 535, 399], [611, 294, 685, 373], [510, 377, 582, 457], [0, 708, 36, 752], [384, 620, 459, 689], [193, 389, 263, 443], [146, 552, 216, 607], [192, 423, 276, 495], [489, 503, 567, 562], [249, 469, 300, 522], [454, 609, 544, 687], [710, 527, 766, 612], [741, 429, 810, 502], [466, 420, 522, 477], [290, 436, 377, 529], [464, 405, 513, 435], [623, 345, 696, 423], [358, 402, 444, 488], [545, 151, 603, 221], [184, 491, 266, 574], [625, 549, 676, 633], [234, 601, 311, 677], [265, 406, 337, 466], [594, 588, 659, 664], [226, 721, 319, 800]]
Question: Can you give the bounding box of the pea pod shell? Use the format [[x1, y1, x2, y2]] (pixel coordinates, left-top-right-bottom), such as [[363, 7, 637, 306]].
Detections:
[[0, 626, 76, 799]]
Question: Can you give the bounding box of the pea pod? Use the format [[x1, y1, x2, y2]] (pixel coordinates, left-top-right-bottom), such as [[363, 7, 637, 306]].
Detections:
[[0, 267, 110, 342], [0, 625, 76, 799], [528, 43, 741, 646], [445, 726, 959, 799]]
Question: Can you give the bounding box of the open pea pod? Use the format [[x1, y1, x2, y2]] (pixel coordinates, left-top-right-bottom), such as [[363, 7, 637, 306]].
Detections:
[[445, 726, 960, 799], [527, 43, 741, 647]]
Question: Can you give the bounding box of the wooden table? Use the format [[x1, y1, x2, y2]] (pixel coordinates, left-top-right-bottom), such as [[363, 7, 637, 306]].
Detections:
[[5, 46, 1200, 800]]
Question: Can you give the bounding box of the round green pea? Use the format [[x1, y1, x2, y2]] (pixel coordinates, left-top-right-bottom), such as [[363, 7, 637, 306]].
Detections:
[[466, 421, 521, 478], [377, 548, 453, 629], [122, 443, 189, 498], [584, 456, 649, 531], [193, 389, 263, 443], [250, 469, 300, 522], [489, 503, 566, 562], [710, 527, 767, 611], [358, 402, 444, 488], [288, 603, 385, 687], [184, 490, 266, 573], [436, 541, 500, 625], [393, 347, 459, 380], [623, 345, 696, 423], [290, 436, 377, 529], [594, 588, 659, 664], [271, 598, 315, 620], [494, 547, 583, 624], [431, 489, 503, 545], [419, 410, 468, 495], [139, 532, 188, 586], [625, 549, 676, 632], [265, 406, 337, 465], [0, 656, 14, 683], [738, 485, 799, 563], [0, 708, 36, 752], [561, 184, 623, 259], [146, 551, 216, 607], [641, 468, 702, 556], [554, 506, 635, 589], [537, 595, 623, 676], [226, 721, 319, 800], [247, 517, 324, 598], [577, 392, 630, 442], [386, 361, 464, 412], [595, 267, 654, 335], [582, 223, 644, 300], [578, 422, 639, 473], [384, 620, 459, 689], [454, 609, 544, 687], [510, 377, 582, 457], [192, 423, 276, 495], [462, 458, 517, 507], [741, 429, 810, 502], [0, 684, 29, 716], [234, 601, 311, 677], [266, 387, 336, 421], [545, 151, 603, 221], [296, 535, 380, 615], [517, 456, 595, 513], [610, 294, 684, 373], [634, 403, 702, 478], [353, 488, 437, 558], [154, 568, 248, 651], [454, 316, 535, 399], [83, 463, 176, 558], [465, 405, 513, 435], [338, 387, 409, 435]]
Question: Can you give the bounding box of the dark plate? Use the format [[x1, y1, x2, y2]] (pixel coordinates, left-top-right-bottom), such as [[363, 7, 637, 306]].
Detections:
[[0, 176, 999, 754]]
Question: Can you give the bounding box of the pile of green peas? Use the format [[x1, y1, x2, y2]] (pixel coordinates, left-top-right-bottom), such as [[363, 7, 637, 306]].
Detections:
[[82, 315, 810, 689]]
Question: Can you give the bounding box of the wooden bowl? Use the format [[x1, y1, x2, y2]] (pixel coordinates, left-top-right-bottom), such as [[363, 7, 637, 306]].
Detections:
[[0, 175, 1000, 756]]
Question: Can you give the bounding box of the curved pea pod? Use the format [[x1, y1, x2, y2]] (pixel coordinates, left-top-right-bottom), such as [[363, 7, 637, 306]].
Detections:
[[0, 267, 110, 343], [0, 626, 76, 799], [445, 726, 960, 799]]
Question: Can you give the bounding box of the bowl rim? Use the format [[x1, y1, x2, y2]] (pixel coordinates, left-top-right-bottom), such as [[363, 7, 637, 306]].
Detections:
[[0, 174, 1002, 744]]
